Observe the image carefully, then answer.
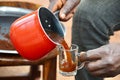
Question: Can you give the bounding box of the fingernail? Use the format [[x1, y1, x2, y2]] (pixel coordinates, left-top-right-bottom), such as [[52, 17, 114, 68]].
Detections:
[[60, 14, 66, 19]]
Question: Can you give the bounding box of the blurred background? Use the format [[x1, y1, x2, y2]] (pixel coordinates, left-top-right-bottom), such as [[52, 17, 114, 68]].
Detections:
[[0, 0, 120, 80]]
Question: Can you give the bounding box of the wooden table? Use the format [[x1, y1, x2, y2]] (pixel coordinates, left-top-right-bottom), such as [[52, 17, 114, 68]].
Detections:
[[0, 48, 58, 80]]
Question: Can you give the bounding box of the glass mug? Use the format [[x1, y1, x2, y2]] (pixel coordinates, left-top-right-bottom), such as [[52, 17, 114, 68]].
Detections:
[[58, 44, 85, 76]]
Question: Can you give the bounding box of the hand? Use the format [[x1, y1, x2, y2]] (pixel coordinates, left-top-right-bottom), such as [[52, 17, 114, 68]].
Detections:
[[48, 0, 80, 21], [80, 43, 120, 77]]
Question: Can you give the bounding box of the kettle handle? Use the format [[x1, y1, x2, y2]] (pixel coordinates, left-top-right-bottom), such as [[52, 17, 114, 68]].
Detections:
[[54, 10, 60, 20], [54, 11, 66, 36]]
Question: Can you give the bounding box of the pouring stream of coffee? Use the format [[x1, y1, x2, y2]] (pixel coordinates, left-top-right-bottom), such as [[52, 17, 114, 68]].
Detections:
[[41, 9, 76, 72], [47, 30, 76, 72]]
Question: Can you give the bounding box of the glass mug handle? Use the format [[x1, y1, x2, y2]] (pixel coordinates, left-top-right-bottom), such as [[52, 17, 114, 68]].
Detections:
[[77, 52, 86, 70]]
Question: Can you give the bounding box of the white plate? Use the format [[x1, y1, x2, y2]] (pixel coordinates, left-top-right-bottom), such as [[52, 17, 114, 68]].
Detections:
[[0, 50, 18, 54], [0, 6, 32, 55]]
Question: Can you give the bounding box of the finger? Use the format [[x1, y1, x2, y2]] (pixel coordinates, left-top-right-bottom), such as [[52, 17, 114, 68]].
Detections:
[[48, 0, 63, 12], [86, 45, 110, 61], [59, 7, 76, 21], [90, 68, 116, 77], [90, 69, 108, 77], [79, 49, 101, 62], [79, 52, 88, 62], [59, 12, 73, 21], [87, 50, 102, 61], [86, 60, 107, 72], [48, 4, 58, 12], [59, 0, 80, 19]]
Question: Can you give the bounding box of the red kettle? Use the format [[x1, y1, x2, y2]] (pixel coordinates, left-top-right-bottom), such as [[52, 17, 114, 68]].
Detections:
[[10, 7, 65, 60]]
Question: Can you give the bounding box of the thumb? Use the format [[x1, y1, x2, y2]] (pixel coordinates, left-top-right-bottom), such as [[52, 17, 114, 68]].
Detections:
[[59, 0, 80, 19], [79, 48, 103, 62]]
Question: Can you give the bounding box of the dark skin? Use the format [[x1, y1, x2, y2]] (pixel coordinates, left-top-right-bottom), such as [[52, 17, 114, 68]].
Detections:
[[48, 0, 120, 78], [48, 0, 80, 21], [80, 43, 120, 77]]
